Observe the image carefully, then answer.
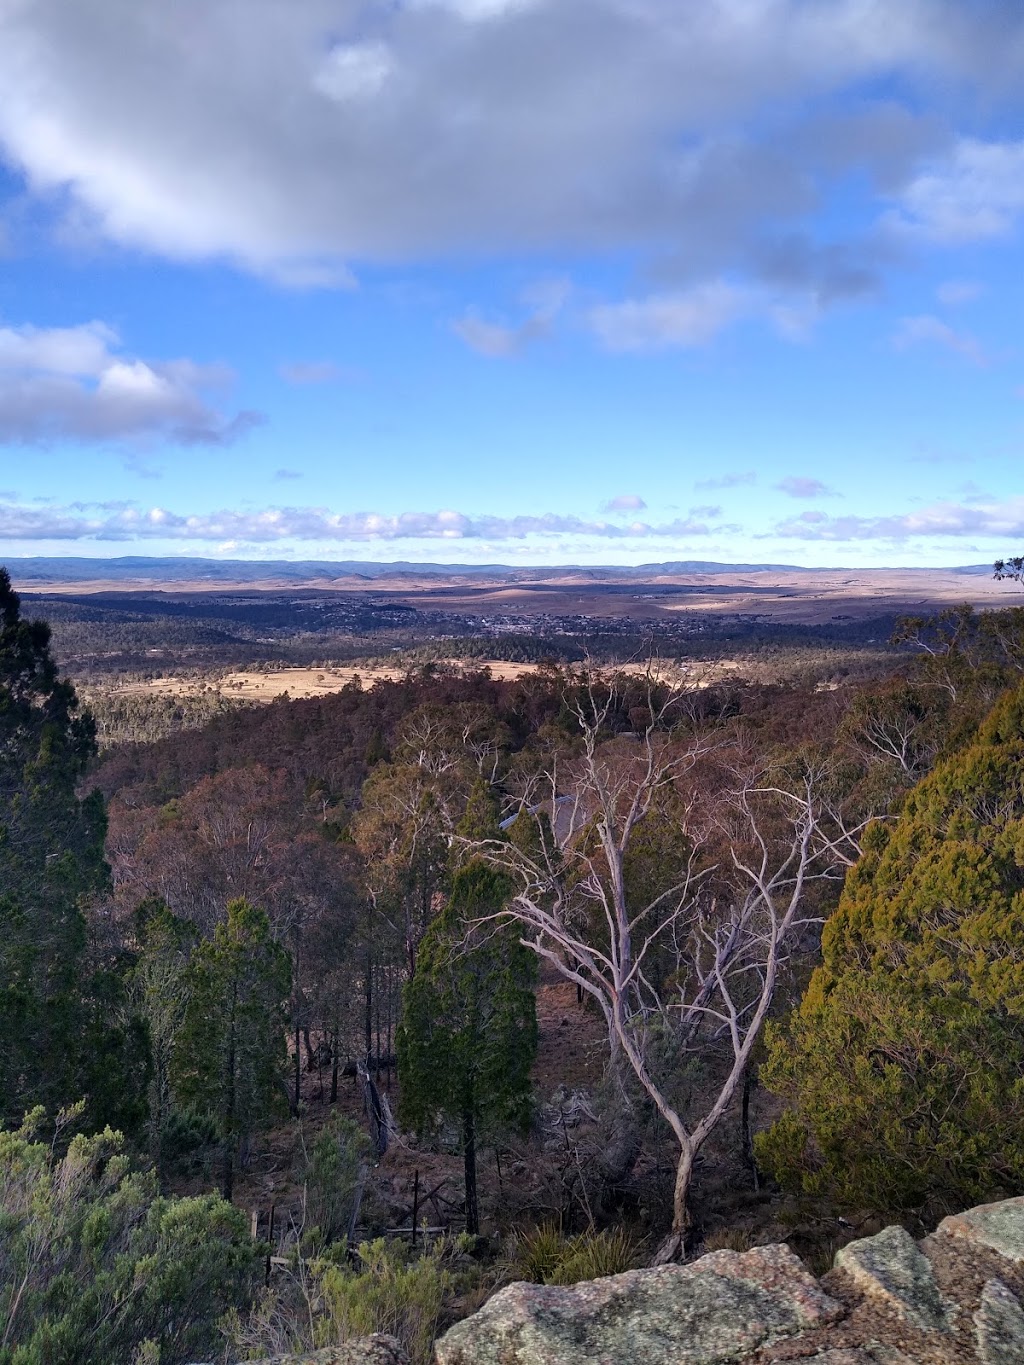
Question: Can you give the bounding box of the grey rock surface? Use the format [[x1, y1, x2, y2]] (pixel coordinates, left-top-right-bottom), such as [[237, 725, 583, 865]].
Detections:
[[938, 1197, 1024, 1264], [801, 1351, 876, 1363], [211, 1339, 409, 1365], [833, 1225, 951, 1334], [434, 1243, 841, 1365], [974, 1278, 1024, 1364]]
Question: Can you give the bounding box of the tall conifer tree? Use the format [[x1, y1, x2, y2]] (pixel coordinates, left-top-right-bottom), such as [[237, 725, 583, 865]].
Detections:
[[173, 898, 291, 1200], [398, 859, 537, 1235], [759, 678, 1024, 1211], [0, 567, 146, 1129]]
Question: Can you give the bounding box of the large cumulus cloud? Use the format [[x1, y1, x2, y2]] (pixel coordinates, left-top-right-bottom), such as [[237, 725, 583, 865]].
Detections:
[[0, 321, 258, 444], [2, 0, 1022, 289]]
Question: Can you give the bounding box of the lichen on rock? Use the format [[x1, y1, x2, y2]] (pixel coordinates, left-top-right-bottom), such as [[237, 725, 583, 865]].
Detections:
[[434, 1243, 840, 1365]]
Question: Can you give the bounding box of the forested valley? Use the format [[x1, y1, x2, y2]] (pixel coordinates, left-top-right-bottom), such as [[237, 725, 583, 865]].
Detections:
[[6, 564, 1024, 1363]]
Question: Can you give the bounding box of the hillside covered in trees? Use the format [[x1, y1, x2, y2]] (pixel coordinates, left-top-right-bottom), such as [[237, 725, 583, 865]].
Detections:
[[5, 564, 1024, 1362]]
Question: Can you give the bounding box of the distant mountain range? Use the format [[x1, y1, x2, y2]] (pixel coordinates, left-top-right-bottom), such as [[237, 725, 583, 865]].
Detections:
[[0, 555, 998, 586]]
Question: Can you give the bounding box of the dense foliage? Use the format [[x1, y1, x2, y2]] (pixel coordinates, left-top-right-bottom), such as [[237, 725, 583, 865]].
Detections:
[[0, 1110, 260, 1365], [399, 860, 538, 1234], [0, 569, 147, 1132], [759, 676, 1024, 1212], [173, 899, 291, 1201], [10, 565, 1024, 1358]]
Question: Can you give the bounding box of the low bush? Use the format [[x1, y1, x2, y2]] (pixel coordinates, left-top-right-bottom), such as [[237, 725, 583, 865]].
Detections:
[[0, 1108, 262, 1365], [301, 1115, 370, 1249], [315, 1239, 453, 1365]]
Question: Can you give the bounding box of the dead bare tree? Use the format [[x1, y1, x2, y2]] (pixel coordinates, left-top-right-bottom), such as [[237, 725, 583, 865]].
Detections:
[[471, 669, 869, 1261]]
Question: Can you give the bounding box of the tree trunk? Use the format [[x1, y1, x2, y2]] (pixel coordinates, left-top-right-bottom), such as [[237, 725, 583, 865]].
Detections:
[[741, 1068, 760, 1192], [293, 1021, 301, 1115], [463, 1109, 479, 1236], [331, 1025, 340, 1103], [653, 1143, 694, 1264], [222, 1135, 234, 1203], [364, 950, 373, 1061], [223, 983, 238, 1203]]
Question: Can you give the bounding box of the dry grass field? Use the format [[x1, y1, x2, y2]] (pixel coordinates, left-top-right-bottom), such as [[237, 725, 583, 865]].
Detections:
[[107, 657, 744, 704], [112, 662, 536, 702]]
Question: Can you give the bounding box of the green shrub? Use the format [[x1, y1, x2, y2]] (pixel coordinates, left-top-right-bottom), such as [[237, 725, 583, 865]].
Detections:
[[302, 1115, 369, 1249], [314, 1239, 452, 1365], [0, 1110, 261, 1365], [160, 1108, 220, 1173], [759, 679, 1024, 1213]]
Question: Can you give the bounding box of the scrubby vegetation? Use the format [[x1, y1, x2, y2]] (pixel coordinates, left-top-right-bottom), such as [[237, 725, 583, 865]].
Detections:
[[6, 563, 1024, 1358]]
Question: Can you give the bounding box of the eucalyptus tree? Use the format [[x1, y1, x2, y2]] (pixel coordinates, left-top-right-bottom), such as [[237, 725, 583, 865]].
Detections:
[[471, 670, 868, 1259]]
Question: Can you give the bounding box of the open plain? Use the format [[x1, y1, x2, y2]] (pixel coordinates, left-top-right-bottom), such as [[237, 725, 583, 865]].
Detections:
[[13, 560, 1024, 626]]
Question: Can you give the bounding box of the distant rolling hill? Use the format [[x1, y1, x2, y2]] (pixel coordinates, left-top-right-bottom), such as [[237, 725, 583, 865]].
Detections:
[[1, 554, 981, 586]]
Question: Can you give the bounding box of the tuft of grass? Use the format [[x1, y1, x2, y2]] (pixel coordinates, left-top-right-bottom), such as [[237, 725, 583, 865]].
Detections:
[[701, 1227, 754, 1253], [803, 1235, 842, 1278], [548, 1227, 644, 1284], [507, 1223, 644, 1286], [511, 1222, 570, 1284]]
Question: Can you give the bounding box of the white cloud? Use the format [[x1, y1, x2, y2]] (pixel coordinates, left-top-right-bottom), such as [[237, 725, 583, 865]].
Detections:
[[0, 499, 725, 543], [888, 138, 1024, 244], [452, 314, 542, 358], [588, 275, 852, 352], [775, 476, 835, 499], [605, 494, 647, 511], [313, 42, 394, 102], [412, 0, 540, 20], [0, 1, 1014, 280], [0, 320, 259, 444], [892, 314, 988, 365], [694, 470, 756, 491], [453, 278, 568, 357], [776, 497, 1024, 542], [600, 494, 649, 510], [590, 281, 749, 352]]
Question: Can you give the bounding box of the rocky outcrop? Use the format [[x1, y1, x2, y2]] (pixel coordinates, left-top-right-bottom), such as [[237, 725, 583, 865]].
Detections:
[[434, 1244, 840, 1365], [938, 1196, 1024, 1264], [224, 1338, 410, 1365], [832, 1226, 953, 1335], [435, 1194, 1024, 1364], [201, 1197, 1024, 1364]]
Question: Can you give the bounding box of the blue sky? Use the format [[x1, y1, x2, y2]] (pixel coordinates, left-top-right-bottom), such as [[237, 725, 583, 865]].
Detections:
[[1, 0, 1024, 567]]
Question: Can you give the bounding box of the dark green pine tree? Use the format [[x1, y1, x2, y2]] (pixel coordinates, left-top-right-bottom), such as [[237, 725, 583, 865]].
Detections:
[[0, 567, 147, 1130], [172, 899, 291, 1201], [130, 898, 199, 1185], [758, 676, 1024, 1213], [398, 860, 537, 1235], [456, 777, 503, 844]]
